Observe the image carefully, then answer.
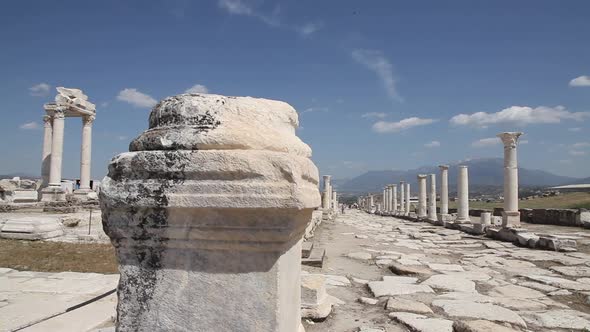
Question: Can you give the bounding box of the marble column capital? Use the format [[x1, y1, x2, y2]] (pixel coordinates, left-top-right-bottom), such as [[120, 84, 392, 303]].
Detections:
[[43, 115, 53, 127], [82, 114, 96, 126], [438, 164, 449, 170], [53, 107, 66, 118], [417, 174, 427, 179], [497, 132, 523, 149]]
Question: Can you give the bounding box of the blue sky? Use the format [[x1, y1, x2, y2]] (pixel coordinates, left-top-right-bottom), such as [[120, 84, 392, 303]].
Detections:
[[1, 0, 589, 181]]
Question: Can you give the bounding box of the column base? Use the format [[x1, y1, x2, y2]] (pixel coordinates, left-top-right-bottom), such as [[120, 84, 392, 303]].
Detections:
[[74, 189, 98, 200], [502, 211, 521, 228], [40, 187, 66, 202], [436, 214, 453, 226]]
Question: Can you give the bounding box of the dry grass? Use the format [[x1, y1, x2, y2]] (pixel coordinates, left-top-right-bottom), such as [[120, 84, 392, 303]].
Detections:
[[448, 192, 590, 210], [0, 239, 118, 273]]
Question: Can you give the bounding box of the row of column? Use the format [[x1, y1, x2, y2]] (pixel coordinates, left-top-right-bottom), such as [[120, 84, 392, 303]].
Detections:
[[375, 132, 522, 228], [322, 175, 339, 211]]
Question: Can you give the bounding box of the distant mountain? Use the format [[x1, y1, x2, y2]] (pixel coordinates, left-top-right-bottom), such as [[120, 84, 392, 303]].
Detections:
[[338, 158, 581, 194]]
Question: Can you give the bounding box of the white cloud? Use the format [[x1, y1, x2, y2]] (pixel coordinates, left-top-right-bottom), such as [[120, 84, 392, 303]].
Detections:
[[361, 112, 388, 119], [450, 106, 590, 127], [569, 127, 582, 132], [100, 102, 109, 108], [572, 142, 590, 148], [471, 137, 500, 148], [569, 150, 586, 156], [218, 0, 279, 27], [117, 88, 158, 108], [19, 122, 39, 130], [559, 159, 572, 164], [29, 83, 51, 97], [302, 107, 329, 114], [351, 49, 401, 101], [117, 135, 128, 141], [297, 22, 321, 36], [372, 117, 436, 133], [424, 140, 441, 148], [185, 84, 209, 94], [520, 140, 529, 144], [569, 75, 590, 87]]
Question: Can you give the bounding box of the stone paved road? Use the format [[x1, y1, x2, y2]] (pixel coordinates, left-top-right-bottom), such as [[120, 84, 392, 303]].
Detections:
[[0, 269, 117, 332], [303, 209, 590, 332]]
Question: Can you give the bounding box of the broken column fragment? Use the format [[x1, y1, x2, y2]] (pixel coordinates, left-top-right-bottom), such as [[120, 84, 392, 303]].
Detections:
[[100, 93, 320, 332]]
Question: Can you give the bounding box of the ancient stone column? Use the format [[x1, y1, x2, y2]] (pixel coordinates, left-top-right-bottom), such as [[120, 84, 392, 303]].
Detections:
[[369, 194, 374, 212], [427, 174, 437, 221], [322, 175, 331, 210], [100, 94, 320, 332], [405, 183, 411, 214], [417, 175, 427, 218], [40, 115, 53, 188], [438, 165, 449, 215], [382, 188, 387, 213], [498, 132, 523, 228], [41, 108, 67, 201], [399, 181, 405, 215], [392, 184, 398, 214], [332, 190, 338, 212], [76, 115, 95, 193], [456, 165, 471, 223]]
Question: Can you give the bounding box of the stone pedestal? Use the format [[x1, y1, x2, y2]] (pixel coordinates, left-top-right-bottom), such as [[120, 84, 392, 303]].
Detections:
[[498, 132, 523, 228], [100, 94, 320, 332], [417, 175, 427, 218]]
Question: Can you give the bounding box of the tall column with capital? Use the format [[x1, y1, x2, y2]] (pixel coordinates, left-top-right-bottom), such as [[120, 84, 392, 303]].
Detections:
[[399, 181, 405, 215], [456, 166, 471, 223], [405, 183, 411, 214], [438, 165, 449, 215], [41, 115, 53, 188], [417, 175, 427, 218], [427, 174, 437, 221], [48, 108, 65, 188], [77, 115, 95, 192], [383, 187, 388, 213], [498, 132, 523, 228]]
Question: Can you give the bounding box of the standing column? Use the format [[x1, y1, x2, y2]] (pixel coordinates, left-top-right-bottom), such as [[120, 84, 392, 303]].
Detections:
[[332, 190, 338, 212], [456, 165, 471, 223], [40, 114, 53, 188], [399, 181, 405, 215], [392, 184, 398, 214], [498, 132, 523, 228], [417, 175, 427, 218], [322, 175, 331, 209], [41, 108, 66, 201], [77, 115, 95, 192], [383, 187, 388, 213], [369, 195, 374, 213], [387, 185, 393, 213], [438, 165, 449, 214], [48, 108, 65, 188], [427, 174, 437, 221], [405, 183, 411, 214]]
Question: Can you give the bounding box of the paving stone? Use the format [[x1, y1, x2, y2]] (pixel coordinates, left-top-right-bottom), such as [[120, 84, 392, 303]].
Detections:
[[525, 275, 590, 291], [358, 297, 379, 305], [386, 297, 433, 314], [427, 264, 464, 272], [369, 277, 434, 297], [453, 320, 521, 332], [422, 274, 476, 293], [389, 312, 453, 332], [518, 281, 558, 293], [346, 252, 372, 261], [432, 300, 526, 327], [488, 284, 545, 299], [521, 309, 590, 330], [550, 265, 590, 277], [397, 259, 423, 266], [389, 263, 433, 276]]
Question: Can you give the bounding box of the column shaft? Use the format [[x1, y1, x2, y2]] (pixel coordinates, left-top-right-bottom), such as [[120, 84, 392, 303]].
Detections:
[[417, 175, 427, 218], [392, 185, 397, 213], [456, 166, 470, 222], [439, 165, 449, 215], [48, 110, 65, 188], [399, 182, 405, 214], [427, 174, 437, 220], [498, 132, 523, 227], [78, 116, 94, 190], [41, 115, 53, 188], [405, 183, 411, 213]]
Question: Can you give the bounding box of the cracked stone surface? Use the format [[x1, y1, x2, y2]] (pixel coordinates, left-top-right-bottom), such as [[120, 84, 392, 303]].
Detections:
[[304, 210, 590, 332]]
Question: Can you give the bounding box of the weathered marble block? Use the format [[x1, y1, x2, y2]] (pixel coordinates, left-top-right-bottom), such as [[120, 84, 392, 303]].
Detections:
[[101, 94, 320, 332]]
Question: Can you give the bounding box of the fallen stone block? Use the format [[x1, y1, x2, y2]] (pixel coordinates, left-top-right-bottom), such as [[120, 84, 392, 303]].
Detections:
[[386, 297, 433, 314], [537, 235, 577, 252], [302, 248, 326, 267], [301, 274, 333, 320]]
